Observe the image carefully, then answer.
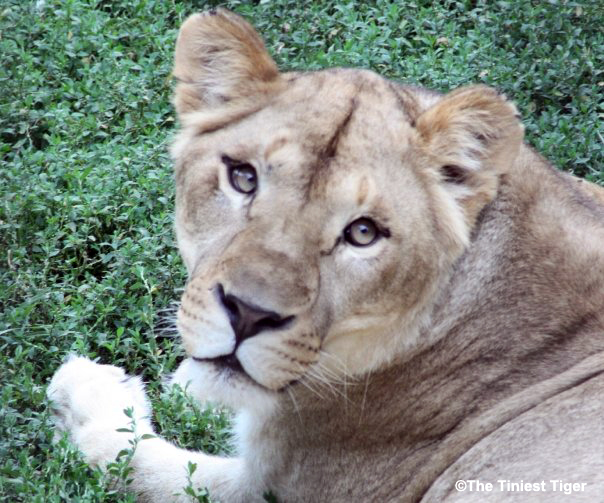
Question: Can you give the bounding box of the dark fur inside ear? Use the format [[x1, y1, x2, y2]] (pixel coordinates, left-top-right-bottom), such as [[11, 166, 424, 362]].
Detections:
[[440, 165, 467, 184]]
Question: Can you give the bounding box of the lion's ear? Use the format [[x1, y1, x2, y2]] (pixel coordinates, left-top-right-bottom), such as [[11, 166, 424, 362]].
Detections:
[[173, 9, 281, 117], [416, 85, 524, 223]]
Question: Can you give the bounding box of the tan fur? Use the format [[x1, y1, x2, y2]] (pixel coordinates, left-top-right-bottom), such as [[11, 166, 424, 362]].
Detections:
[[49, 9, 604, 502]]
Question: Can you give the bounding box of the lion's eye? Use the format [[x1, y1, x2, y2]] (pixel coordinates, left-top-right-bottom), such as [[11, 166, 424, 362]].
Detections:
[[229, 164, 257, 194], [222, 155, 257, 194], [344, 217, 380, 247]]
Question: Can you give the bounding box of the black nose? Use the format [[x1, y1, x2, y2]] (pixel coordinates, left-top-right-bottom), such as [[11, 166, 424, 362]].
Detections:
[[216, 284, 295, 344]]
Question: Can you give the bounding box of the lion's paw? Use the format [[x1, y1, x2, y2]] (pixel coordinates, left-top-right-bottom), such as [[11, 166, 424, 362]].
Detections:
[[47, 356, 154, 466]]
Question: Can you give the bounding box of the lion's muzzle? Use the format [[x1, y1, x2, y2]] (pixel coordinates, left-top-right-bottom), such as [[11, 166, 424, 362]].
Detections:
[[216, 282, 296, 344]]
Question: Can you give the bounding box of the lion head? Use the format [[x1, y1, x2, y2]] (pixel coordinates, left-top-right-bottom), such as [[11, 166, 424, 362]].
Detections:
[[170, 9, 523, 405]]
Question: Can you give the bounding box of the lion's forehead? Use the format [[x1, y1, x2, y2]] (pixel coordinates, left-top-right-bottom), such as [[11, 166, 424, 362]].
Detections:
[[204, 70, 414, 158], [272, 70, 416, 154], [225, 71, 420, 197]]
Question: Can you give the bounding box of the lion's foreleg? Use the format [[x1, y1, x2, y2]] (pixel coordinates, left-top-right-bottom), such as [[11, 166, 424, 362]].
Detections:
[[47, 357, 261, 502], [128, 438, 256, 502]]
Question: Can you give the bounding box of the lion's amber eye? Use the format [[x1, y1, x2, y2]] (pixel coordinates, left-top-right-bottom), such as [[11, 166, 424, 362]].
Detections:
[[344, 217, 380, 247], [222, 155, 257, 194]]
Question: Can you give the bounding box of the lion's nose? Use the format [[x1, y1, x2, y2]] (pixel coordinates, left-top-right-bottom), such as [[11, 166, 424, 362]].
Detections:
[[216, 284, 295, 344]]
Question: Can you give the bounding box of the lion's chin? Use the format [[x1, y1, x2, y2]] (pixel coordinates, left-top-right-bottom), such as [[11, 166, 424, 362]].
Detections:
[[170, 357, 279, 412]]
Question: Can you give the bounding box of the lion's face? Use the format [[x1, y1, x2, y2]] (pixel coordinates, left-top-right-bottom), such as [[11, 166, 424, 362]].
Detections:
[[170, 10, 523, 402]]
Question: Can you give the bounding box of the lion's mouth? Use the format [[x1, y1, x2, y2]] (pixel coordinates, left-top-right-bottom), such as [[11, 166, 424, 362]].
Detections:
[[192, 353, 300, 392], [193, 353, 261, 386], [200, 353, 244, 373]]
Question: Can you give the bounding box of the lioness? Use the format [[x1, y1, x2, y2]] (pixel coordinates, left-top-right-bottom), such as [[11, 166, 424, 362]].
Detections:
[[48, 8, 604, 502]]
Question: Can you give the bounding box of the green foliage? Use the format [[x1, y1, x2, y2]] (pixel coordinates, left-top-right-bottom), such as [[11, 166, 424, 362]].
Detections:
[[1, 0, 602, 500], [182, 462, 213, 503]]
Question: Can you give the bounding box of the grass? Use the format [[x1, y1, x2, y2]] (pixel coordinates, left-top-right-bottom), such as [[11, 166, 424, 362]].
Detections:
[[1, 0, 602, 500]]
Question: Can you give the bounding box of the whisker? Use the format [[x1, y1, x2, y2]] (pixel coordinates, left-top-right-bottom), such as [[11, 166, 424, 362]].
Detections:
[[286, 388, 303, 425], [154, 318, 178, 327], [316, 352, 356, 386], [309, 363, 347, 387], [358, 371, 371, 426], [306, 367, 339, 396], [295, 365, 327, 400], [314, 361, 350, 384], [304, 364, 353, 405], [317, 350, 351, 375], [298, 379, 326, 400], [155, 306, 179, 314], [152, 331, 179, 339]]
